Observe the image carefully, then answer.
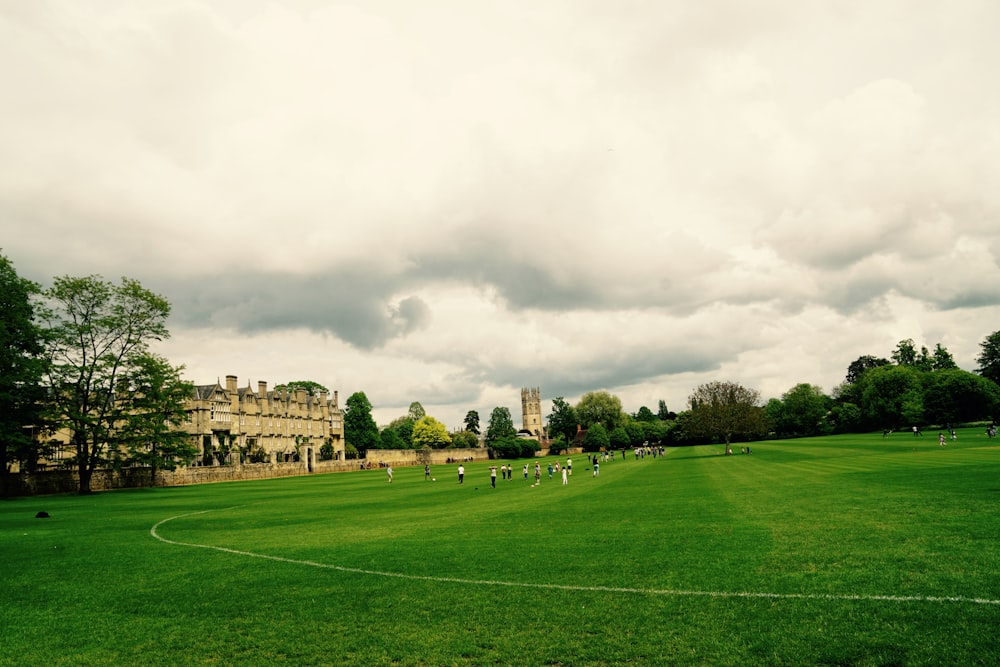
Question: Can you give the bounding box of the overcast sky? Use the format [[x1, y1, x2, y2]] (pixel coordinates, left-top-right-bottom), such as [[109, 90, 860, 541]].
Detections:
[[3, 1, 999, 430]]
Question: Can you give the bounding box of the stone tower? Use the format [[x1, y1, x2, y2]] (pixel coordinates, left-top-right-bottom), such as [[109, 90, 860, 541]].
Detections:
[[521, 387, 543, 437]]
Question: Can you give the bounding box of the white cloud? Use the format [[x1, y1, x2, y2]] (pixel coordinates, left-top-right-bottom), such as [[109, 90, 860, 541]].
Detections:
[[3, 1, 1000, 430]]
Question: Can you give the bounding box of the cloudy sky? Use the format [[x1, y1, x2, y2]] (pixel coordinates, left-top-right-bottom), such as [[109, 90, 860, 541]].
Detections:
[[3, 1, 999, 430]]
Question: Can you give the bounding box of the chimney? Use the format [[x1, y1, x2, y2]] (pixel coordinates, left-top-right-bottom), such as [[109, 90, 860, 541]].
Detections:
[[258, 381, 267, 397], [333, 390, 338, 408], [226, 375, 237, 392]]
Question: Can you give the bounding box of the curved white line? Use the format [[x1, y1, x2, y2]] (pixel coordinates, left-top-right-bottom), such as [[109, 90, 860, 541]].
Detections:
[[151, 510, 1000, 607]]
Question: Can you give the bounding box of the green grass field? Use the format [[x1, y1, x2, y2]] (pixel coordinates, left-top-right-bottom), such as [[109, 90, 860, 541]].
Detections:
[[3, 429, 999, 666]]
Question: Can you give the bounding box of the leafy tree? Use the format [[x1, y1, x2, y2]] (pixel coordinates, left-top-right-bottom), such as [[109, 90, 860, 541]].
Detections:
[[634, 406, 656, 422], [39, 275, 174, 494], [379, 427, 405, 449], [891, 339, 919, 366], [276, 380, 329, 397], [386, 415, 415, 448], [930, 344, 958, 371], [657, 399, 671, 420], [548, 434, 568, 455], [609, 426, 629, 449], [763, 398, 784, 433], [663, 410, 704, 445], [976, 331, 1000, 386], [451, 430, 479, 448], [344, 391, 380, 457], [686, 381, 766, 455], [845, 355, 891, 384], [583, 423, 610, 452], [485, 407, 516, 444], [859, 365, 924, 429], [490, 435, 537, 459], [828, 402, 862, 433], [319, 441, 334, 461], [774, 384, 830, 436], [408, 402, 426, 421], [922, 369, 1000, 425], [575, 391, 624, 431], [892, 339, 936, 372], [624, 420, 645, 447], [0, 253, 46, 494], [118, 353, 197, 485], [412, 415, 451, 449], [463, 410, 480, 435], [546, 397, 578, 446], [642, 419, 667, 446]]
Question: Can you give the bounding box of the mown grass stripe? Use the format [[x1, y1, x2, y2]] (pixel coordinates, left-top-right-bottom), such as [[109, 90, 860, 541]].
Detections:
[[150, 509, 1000, 607]]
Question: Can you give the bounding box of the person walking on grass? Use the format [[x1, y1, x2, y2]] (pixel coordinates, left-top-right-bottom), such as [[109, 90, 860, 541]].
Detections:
[[490, 465, 497, 488], [534, 462, 541, 484], [458, 464, 465, 484], [387, 465, 393, 483], [562, 466, 568, 485], [939, 433, 946, 447], [424, 464, 430, 480]]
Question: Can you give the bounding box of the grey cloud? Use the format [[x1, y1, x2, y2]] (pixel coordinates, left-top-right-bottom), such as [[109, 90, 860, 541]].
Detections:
[[154, 269, 430, 350], [455, 341, 724, 401]]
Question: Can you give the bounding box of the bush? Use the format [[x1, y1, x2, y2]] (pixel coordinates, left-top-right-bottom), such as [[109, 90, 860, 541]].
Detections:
[[248, 446, 269, 464]]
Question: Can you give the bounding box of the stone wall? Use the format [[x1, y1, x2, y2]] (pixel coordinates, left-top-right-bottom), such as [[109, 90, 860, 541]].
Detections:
[[5, 448, 489, 496]]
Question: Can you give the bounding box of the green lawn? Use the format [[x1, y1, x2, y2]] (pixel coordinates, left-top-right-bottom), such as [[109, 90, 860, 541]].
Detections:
[[2, 429, 999, 666]]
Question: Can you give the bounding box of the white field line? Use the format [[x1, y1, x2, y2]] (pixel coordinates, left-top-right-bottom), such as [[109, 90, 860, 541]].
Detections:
[[151, 510, 1000, 607]]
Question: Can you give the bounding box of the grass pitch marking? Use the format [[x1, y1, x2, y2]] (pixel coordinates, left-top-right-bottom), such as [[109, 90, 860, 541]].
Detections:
[[151, 509, 1000, 607]]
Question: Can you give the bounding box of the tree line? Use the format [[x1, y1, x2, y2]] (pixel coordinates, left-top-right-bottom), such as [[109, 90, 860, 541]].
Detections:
[[345, 334, 1000, 459]]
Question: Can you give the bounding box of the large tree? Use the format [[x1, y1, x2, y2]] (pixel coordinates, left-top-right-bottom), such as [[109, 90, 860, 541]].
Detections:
[[463, 410, 480, 435], [344, 391, 380, 457], [922, 369, 1000, 425], [845, 355, 891, 384], [859, 365, 924, 429], [546, 397, 578, 446], [772, 383, 831, 437], [379, 427, 405, 449], [451, 430, 479, 448], [575, 390, 624, 431], [634, 406, 656, 422], [977, 330, 1000, 386], [929, 343, 958, 371], [277, 380, 329, 397], [0, 253, 46, 495], [118, 353, 198, 486], [485, 406, 516, 444], [412, 415, 451, 449], [686, 381, 766, 455], [39, 275, 175, 493], [583, 423, 610, 452]]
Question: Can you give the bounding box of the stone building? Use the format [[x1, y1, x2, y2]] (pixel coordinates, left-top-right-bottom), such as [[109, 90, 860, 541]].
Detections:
[[185, 375, 345, 468], [520, 387, 544, 438]]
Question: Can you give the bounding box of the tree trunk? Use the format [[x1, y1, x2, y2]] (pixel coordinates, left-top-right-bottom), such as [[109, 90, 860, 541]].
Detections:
[[78, 466, 93, 494], [77, 437, 94, 494]]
